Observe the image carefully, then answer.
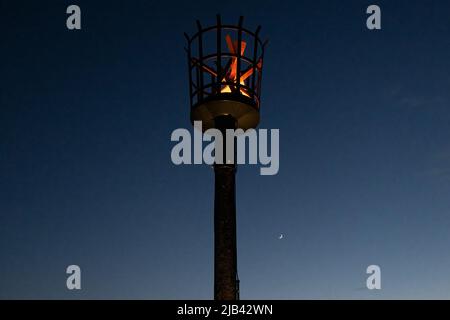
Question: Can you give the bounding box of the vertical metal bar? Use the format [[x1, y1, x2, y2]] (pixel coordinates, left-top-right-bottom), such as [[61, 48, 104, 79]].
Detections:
[[196, 20, 204, 101], [195, 58, 200, 105], [184, 33, 193, 107], [236, 16, 243, 94], [257, 40, 268, 106], [216, 14, 222, 95], [251, 26, 261, 100]]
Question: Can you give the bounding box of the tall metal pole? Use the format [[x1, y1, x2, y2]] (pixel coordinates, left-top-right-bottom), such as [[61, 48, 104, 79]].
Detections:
[[185, 16, 266, 300], [214, 115, 238, 300]]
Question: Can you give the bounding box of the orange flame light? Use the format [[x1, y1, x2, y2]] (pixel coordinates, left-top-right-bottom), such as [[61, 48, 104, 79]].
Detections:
[[192, 34, 262, 98], [220, 34, 250, 96]]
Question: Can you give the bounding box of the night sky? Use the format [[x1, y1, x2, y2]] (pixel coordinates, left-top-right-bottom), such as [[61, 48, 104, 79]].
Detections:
[[1, 0, 450, 299]]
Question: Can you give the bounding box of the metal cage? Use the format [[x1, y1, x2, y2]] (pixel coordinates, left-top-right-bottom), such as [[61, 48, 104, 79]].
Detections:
[[184, 15, 268, 111]]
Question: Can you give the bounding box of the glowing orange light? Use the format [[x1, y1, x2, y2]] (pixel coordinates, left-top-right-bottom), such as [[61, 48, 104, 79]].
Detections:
[[221, 35, 250, 96], [192, 34, 261, 98]]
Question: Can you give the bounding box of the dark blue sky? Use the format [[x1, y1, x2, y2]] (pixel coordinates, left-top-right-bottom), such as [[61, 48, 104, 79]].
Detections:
[[1, 0, 450, 299]]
